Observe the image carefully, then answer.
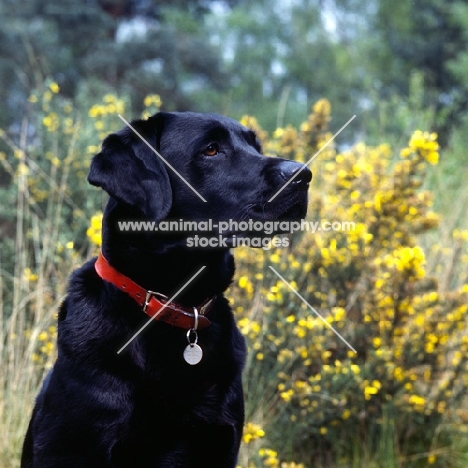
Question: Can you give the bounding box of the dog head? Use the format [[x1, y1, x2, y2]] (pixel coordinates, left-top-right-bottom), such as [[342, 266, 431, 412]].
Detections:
[[88, 112, 311, 244]]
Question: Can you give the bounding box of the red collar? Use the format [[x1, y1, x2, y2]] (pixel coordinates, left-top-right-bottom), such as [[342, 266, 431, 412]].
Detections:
[[94, 252, 213, 330]]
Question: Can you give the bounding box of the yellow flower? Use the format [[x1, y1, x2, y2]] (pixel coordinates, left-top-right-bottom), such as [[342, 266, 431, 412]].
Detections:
[[143, 94, 162, 108], [238, 276, 249, 288], [313, 98, 331, 116], [403, 130, 439, 165], [87, 145, 100, 154], [300, 122, 310, 132], [89, 105, 102, 118], [280, 389, 294, 402], [38, 331, 48, 341], [386, 246, 426, 279], [270, 253, 280, 263], [242, 422, 265, 444], [91, 213, 103, 229], [409, 395, 425, 407], [87, 212, 103, 247], [103, 94, 116, 103], [374, 192, 381, 212], [42, 112, 59, 132], [342, 409, 351, 420], [23, 268, 38, 282], [259, 448, 279, 467], [364, 381, 380, 400], [425, 151, 438, 165], [273, 128, 285, 139], [49, 82, 60, 94], [17, 163, 29, 176]]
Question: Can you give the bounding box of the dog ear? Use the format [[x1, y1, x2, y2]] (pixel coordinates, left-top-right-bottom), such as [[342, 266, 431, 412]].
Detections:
[[87, 113, 172, 220]]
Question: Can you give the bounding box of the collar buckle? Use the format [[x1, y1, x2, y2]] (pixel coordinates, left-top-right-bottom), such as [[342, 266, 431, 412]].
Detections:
[[143, 290, 156, 313], [143, 290, 169, 313]]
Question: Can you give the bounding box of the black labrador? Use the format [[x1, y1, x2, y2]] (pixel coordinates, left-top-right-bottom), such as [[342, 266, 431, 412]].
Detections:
[[21, 112, 311, 467]]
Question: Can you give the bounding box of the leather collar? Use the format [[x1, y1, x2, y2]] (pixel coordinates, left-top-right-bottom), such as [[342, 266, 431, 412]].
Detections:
[[94, 252, 214, 330]]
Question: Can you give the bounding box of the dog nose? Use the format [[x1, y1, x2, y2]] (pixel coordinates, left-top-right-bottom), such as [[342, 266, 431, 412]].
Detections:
[[278, 161, 312, 188]]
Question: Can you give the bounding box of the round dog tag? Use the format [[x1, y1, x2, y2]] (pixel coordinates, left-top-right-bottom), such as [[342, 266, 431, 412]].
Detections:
[[183, 343, 203, 365]]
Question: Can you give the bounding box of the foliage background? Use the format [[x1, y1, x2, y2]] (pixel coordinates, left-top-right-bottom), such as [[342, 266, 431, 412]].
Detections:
[[1, 1, 468, 467]]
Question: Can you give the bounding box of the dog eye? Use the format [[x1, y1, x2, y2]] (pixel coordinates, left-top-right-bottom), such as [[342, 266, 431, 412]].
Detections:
[[203, 143, 219, 156]]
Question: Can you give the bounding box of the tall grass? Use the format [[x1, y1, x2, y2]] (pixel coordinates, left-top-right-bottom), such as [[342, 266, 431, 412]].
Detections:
[[0, 107, 88, 467]]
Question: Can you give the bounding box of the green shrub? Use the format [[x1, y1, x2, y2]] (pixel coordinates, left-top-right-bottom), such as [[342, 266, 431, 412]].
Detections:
[[233, 101, 468, 467]]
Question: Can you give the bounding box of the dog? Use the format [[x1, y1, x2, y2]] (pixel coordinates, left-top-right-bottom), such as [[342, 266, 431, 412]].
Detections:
[[21, 111, 311, 467]]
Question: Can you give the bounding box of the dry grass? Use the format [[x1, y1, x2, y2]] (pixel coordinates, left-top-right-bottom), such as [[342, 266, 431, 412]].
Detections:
[[0, 116, 84, 467]]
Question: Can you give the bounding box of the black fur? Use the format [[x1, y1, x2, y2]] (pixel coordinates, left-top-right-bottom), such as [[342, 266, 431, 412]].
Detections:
[[21, 112, 311, 467]]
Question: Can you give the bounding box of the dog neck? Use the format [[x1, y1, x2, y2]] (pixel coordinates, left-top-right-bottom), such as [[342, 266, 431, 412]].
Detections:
[[99, 200, 235, 307]]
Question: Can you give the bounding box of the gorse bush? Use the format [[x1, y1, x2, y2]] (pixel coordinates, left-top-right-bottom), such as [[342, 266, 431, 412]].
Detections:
[[231, 102, 468, 467], [1, 86, 467, 467]]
